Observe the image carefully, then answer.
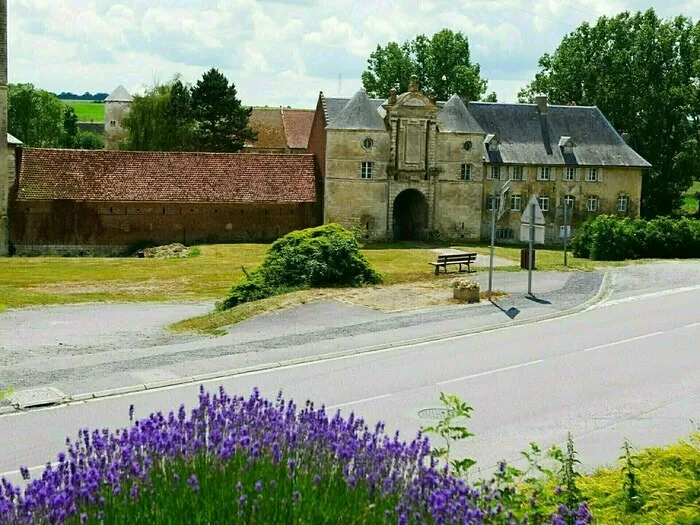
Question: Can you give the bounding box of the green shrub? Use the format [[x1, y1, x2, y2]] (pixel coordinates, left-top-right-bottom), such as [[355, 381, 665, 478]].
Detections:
[[572, 215, 700, 261], [219, 224, 382, 310]]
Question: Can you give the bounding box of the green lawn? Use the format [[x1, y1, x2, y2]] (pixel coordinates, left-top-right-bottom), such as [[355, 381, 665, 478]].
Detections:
[[63, 100, 105, 122], [681, 180, 700, 215], [0, 242, 634, 312]]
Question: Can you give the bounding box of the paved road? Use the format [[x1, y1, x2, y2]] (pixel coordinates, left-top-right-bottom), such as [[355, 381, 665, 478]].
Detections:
[[1, 283, 698, 485]]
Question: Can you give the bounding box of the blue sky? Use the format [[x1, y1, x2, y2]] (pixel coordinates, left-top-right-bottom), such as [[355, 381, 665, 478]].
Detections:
[[8, 1, 698, 107]]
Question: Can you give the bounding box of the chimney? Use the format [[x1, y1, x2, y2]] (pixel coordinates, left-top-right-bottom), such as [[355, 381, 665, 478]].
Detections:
[[388, 88, 397, 105], [535, 94, 548, 115]]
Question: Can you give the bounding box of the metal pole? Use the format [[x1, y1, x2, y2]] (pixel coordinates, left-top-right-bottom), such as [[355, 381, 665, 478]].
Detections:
[[563, 197, 568, 266], [488, 176, 497, 301], [527, 202, 534, 296]]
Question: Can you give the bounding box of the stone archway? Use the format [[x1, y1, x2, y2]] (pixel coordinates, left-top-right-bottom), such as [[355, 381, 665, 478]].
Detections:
[[393, 189, 429, 241]]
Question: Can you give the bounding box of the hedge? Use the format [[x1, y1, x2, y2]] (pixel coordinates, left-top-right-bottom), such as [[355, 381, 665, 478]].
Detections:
[[571, 215, 700, 260]]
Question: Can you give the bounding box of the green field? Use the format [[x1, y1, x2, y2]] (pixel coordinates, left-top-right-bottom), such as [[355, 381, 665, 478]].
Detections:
[[63, 100, 105, 122], [682, 180, 700, 215]]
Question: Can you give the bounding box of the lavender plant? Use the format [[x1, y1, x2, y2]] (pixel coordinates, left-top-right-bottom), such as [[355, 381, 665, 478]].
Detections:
[[0, 387, 592, 524]]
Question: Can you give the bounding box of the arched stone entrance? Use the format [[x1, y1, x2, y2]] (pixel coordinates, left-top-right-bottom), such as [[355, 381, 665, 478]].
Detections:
[[393, 189, 429, 241]]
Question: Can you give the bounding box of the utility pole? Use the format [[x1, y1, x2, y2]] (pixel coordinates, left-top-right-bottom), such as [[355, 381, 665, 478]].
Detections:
[[0, 0, 9, 256], [527, 202, 534, 296], [487, 174, 497, 301], [563, 197, 569, 266]]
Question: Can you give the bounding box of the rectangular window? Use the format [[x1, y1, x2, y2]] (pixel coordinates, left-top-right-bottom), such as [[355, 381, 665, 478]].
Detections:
[[564, 167, 576, 181], [361, 161, 373, 179], [487, 165, 501, 180], [587, 196, 599, 212], [538, 196, 550, 212], [488, 196, 501, 211], [460, 164, 471, 181], [510, 166, 523, 181], [510, 194, 522, 211], [586, 167, 598, 182], [110, 120, 116, 126], [564, 195, 575, 209], [617, 195, 629, 212], [537, 166, 552, 181]]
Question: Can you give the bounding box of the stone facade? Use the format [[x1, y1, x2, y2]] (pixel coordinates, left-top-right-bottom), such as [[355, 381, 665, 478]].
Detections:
[[315, 79, 649, 244], [104, 85, 132, 151]]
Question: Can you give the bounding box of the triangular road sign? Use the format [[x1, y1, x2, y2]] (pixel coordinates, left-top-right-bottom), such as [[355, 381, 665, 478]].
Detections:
[[520, 195, 546, 225]]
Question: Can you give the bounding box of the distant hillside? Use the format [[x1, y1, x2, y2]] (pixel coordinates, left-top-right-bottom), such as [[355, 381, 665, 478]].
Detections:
[[63, 100, 105, 122]]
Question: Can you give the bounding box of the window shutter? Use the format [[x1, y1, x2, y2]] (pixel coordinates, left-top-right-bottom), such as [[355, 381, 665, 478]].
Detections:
[[597, 168, 603, 182]]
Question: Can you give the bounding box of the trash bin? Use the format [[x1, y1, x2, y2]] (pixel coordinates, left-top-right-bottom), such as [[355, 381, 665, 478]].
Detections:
[[520, 248, 536, 270]]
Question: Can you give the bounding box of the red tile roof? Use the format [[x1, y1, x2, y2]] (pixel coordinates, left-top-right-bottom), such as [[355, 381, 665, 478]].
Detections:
[[17, 148, 317, 203], [282, 109, 315, 149], [247, 108, 288, 149]]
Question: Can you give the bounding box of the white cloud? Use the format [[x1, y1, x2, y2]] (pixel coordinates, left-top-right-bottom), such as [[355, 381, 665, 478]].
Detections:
[[7, 0, 700, 106]]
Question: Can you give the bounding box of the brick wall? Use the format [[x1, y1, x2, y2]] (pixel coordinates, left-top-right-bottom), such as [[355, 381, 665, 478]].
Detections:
[[11, 200, 318, 254]]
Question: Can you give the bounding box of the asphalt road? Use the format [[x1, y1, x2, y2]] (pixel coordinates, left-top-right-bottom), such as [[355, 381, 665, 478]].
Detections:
[[1, 283, 698, 485]]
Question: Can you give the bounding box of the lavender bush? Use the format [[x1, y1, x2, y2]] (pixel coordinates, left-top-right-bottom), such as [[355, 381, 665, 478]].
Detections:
[[0, 387, 592, 524]]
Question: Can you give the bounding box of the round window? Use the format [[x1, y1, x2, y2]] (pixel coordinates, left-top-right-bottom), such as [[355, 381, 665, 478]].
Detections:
[[463, 140, 473, 151], [363, 137, 374, 150]]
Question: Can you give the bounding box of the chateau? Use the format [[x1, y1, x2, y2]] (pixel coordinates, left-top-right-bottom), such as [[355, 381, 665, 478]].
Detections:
[[0, 78, 650, 255]]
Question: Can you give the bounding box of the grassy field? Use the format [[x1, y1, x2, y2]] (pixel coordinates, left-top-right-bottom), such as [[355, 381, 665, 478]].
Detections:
[[681, 180, 700, 215], [0, 242, 634, 313], [63, 100, 105, 122]]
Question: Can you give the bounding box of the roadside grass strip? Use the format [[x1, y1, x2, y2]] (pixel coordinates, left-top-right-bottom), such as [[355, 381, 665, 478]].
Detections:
[[0, 387, 591, 524]]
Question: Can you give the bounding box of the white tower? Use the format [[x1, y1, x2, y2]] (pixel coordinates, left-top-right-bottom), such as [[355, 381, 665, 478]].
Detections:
[[104, 85, 133, 150]]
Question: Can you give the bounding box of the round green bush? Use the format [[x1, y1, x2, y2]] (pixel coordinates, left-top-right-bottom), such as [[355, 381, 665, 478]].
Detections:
[[219, 224, 382, 310]]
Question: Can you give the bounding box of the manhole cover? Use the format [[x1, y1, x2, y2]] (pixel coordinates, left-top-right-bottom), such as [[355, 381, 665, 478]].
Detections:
[[417, 408, 449, 421]]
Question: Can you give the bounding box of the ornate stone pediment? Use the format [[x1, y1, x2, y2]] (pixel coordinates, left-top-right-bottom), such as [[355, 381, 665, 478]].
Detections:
[[383, 75, 439, 119]]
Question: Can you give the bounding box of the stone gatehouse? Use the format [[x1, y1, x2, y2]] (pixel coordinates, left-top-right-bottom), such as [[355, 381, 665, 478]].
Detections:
[[310, 76, 650, 243], [1, 77, 650, 254]]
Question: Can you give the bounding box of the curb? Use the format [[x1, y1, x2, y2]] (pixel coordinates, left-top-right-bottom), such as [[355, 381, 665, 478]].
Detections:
[[6, 272, 612, 414]]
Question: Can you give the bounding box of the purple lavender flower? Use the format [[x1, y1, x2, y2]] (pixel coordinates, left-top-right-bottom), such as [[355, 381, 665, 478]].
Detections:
[[187, 474, 199, 493]]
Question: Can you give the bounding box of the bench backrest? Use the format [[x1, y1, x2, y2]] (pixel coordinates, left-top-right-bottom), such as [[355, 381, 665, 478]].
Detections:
[[437, 253, 477, 262]]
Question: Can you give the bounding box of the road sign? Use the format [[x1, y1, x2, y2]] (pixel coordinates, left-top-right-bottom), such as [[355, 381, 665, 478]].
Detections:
[[497, 180, 511, 220], [520, 195, 545, 225]]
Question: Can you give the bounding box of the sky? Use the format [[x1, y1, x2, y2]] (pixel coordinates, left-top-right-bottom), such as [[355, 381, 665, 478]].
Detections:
[[8, 0, 700, 108]]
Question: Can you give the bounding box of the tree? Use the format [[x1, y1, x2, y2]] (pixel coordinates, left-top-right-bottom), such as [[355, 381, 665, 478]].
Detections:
[[361, 29, 489, 101], [518, 9, 700, 217], [75, 131, 104, 150], [121, 82, 177, 151], [62, 106, 79, 148], [8, 83, 64, 147], [191, 68, 255, 152], [163, 79, 195, 151]]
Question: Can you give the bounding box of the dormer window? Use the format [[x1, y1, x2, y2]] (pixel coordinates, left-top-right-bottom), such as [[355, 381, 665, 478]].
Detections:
[[559, 136, 574, 155], [484, 133, 500, 152]]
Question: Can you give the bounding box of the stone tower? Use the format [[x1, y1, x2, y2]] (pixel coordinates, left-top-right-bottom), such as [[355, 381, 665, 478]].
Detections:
[[0, 0, 9, 255], [104, 85, 133, 150]]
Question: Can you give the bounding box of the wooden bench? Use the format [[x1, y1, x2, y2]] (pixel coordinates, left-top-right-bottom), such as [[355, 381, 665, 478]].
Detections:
[[429, 253, 478, 275]]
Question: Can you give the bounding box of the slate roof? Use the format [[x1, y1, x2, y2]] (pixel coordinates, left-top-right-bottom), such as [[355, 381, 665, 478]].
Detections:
[[468, 102, 651, 168], [324, 94, 386, 126], [7, 133, 21, 145], [327, 91, 387, 130], [282, 109, 315, 149], [247, 108, 288, 149], [17, 149, 317, 203], [105, 85, 133, 103], [437, 95, 483, 133]]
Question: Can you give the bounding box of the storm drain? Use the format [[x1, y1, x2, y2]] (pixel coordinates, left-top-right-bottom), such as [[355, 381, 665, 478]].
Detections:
[[9, 387, 66, 409], [417, 408, 449, 421]]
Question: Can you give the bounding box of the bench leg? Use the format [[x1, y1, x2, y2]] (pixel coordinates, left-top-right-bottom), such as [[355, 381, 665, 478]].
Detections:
[[434, 265, 440, 276]]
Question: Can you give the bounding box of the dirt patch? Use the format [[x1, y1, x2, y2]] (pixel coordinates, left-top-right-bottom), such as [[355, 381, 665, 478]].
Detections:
[[26, 278, 193, 295]]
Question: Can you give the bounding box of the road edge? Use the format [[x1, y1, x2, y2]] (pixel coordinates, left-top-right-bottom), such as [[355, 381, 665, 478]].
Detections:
[[3, 271, 612, 414]]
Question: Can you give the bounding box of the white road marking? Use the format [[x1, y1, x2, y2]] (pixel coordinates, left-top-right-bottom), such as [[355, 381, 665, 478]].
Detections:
[[597, 284, 700, 308], [437, 360, 544, 386], [683, 321, 700, 329], [326, 393, 393, 410], [583, 331, 664, 352]]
